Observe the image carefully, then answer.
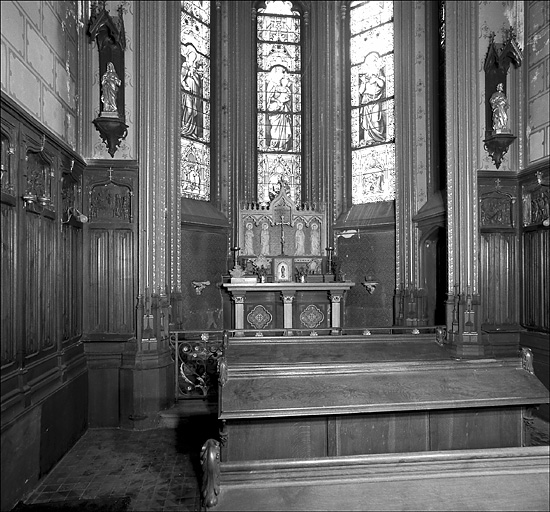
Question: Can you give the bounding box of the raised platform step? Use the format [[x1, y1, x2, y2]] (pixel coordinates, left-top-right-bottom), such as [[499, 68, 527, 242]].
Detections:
[[158, 399, 217, 428], [212, 446, 550, 511]]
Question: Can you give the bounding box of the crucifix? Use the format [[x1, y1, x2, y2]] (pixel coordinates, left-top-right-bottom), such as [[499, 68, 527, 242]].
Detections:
[[274, 214, 292, 255]]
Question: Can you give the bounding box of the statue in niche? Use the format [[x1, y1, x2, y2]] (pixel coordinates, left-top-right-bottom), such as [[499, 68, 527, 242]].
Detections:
[[310, 222, 320, 255], [260, 222, 270, 255], [243, 222, 255, 256], [490, 83, 509, 133], [294, 221, 305, 256], [101, 62, 121, 114]]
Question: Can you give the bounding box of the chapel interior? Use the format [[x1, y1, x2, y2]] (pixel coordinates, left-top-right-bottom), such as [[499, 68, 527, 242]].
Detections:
[[1, 1, 549, 511]]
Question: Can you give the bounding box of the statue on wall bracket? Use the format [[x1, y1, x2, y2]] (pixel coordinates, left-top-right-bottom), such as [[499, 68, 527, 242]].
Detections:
[[482, 27, 522, 169], [88, 3, 128, 158]]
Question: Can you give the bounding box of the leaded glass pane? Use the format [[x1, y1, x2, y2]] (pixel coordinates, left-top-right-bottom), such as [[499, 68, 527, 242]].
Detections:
[[352, 145, 395, 203], [181, 1, 210, 201], [350, 1, 395, 204], [350, 1, 393, 35], [257, 153, 301, 206], [181, 139, 210, 200], [257, 1, 302, 204]]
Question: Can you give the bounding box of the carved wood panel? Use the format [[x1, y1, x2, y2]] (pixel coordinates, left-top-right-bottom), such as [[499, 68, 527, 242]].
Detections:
[[522, 229, 549, 331], [87, 229, 135, 335], [480, 232, 518, 326], [1, 203, 16, 366], [83, 166, 137, 338]]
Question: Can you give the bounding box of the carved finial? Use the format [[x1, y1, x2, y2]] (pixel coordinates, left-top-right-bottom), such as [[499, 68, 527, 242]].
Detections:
[[521, 347, 534, 374], [200, 439, 220, 508]]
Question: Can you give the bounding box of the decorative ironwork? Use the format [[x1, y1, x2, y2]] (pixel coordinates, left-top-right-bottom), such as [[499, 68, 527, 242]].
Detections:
[[170, 331, 223, 398]]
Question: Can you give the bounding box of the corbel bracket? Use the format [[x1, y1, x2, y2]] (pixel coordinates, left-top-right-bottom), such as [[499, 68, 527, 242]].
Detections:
[[483, 133, 517, 170]]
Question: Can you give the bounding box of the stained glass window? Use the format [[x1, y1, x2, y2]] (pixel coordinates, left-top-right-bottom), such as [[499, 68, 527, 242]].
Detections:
[[180, 1, 211, 201], [256, 1, 302, 205], [350, 1, 395, 204]]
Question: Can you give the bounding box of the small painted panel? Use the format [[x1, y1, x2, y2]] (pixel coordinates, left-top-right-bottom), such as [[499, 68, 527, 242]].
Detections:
[[247, 304, 273, 330], [299, 304, 324, 329]]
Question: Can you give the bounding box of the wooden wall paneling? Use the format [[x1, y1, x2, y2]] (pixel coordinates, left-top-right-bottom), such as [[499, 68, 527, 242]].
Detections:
[[338, 412, 429, 456], [522, 229, 549, 331], [83, 166, 137, 339], [429, 407, 522, 451], [112, 229, 134, 333], [225, 417, 328, 462], [1, 109, 18, 372], [1, 203, 17, 367], [1, 96, 88, 512], [520, 165, 550, 332], [480, 232, 518, 325], [88, 229, 110, 333]]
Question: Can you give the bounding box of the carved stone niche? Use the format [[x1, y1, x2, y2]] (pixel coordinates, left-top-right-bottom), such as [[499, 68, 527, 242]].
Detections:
[[88, 3, 128, 158], [483, 28, 522, 169]]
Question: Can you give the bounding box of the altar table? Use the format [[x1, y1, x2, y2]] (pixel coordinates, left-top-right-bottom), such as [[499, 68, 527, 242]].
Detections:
[[222, 281, 355, 335]]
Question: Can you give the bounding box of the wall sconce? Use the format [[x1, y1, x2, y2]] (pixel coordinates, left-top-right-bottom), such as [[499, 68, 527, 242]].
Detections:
[[192, 281, 211, 295], [62, 206, 88, 224], [337, 229, 359, 239], [22, 192, 38, 205], [362, 274, 379, 294]]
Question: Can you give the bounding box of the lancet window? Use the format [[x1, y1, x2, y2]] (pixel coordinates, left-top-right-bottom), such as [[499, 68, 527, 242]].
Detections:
[[256, 1, 303, 206], [350, 1, 395, 204], [180, 0, 211, 201]]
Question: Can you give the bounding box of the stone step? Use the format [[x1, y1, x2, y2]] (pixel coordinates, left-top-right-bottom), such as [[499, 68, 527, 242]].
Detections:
[[159, 399, 218, 428]]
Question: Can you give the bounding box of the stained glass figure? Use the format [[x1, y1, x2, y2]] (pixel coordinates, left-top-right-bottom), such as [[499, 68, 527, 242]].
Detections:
[[181, 1, 210, 201], [257, 1, 302, 205], [350, 1, 395, 204]]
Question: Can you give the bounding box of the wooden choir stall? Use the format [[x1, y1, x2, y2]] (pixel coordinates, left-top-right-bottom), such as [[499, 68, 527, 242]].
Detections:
[[201, 188, 550, 511]]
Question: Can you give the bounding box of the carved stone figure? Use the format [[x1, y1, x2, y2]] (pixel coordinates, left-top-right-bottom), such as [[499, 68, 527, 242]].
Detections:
[[243, 222, 254, 256], [490, 83, 509, 133], [294, 222, 305, 256], [310, 222, 320, 255], [101, 62, 121, 114], [260, 222, 270, 255]]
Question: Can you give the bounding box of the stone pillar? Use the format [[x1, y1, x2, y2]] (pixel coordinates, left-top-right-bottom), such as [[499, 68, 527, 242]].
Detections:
[[445, 2, 483, 357], [232, 293, 246, 336], [281, 291, 296, 335], [330, 292, 344, 334]]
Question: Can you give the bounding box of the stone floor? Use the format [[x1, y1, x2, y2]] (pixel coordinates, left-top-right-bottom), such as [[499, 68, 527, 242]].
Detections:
[[21, 400, 217, 512], [19, 401, 549, 512]]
